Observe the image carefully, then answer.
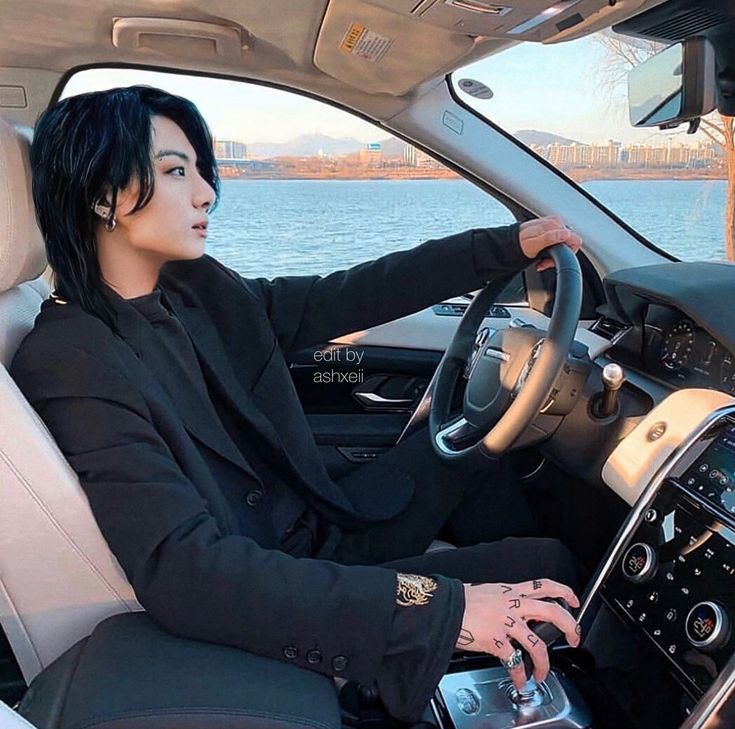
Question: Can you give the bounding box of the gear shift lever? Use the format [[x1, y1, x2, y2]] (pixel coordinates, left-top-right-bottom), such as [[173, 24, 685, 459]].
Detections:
[[592, 363, 625, 418]]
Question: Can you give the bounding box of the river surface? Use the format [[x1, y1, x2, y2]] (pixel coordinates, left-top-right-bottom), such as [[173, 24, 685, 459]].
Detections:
[[205, 178, 728, 278]]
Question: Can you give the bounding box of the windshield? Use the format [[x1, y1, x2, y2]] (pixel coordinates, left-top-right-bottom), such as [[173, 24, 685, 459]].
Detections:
[[452, 32, 732, 263]]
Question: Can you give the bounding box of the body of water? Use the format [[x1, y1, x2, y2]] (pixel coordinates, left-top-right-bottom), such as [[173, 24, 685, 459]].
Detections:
[[205, 178, 729, 279]]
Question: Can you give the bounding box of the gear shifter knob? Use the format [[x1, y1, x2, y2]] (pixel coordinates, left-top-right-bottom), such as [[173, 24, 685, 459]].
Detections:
[[602, 363, 624, 390], [593, 363, 625, 418]]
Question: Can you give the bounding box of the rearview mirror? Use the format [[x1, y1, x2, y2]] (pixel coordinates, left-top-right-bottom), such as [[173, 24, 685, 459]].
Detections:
[[627, 38, 717, 130]]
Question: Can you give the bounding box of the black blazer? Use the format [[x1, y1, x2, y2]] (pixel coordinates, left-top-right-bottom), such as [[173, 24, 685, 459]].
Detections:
[[10, 225, 524, 687]]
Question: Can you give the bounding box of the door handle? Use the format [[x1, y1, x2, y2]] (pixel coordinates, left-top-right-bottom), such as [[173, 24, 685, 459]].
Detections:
[[354, 392, 413, 407]]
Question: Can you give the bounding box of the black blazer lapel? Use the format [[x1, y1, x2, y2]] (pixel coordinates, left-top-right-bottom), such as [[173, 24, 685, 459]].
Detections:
[[108, 293, 262, 484], [162, 289, 367, 520]]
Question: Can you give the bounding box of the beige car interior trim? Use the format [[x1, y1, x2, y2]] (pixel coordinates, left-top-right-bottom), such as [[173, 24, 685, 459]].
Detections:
[[314, 0, 475, 95], [0, 701, 37, 729], [333, 303, 610, 359], [0, 0, 670, 126], [602, 388, 735, 506]]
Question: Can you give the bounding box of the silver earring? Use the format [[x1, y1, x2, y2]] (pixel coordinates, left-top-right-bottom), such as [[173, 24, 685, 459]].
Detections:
[[93, 201, 116, 232]]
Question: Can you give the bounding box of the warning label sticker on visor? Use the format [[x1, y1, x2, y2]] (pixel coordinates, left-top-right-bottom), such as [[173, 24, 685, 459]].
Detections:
[[339, 23, 394, 63]]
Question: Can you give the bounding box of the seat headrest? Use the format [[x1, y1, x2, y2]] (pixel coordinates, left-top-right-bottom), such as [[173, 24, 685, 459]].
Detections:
[[0, 116, 47, 294]]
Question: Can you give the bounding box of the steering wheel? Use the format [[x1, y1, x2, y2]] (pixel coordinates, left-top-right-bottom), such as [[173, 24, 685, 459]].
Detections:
[[429, 244, 582, 464]]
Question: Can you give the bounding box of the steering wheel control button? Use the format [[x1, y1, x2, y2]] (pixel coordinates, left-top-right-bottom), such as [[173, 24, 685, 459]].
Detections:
[[306, 649, 323, 665], [331, 655, 349, 672], [245, 490, 263, 507], [622, 542, 658, 583], [685, 602, 730, 651], [283, 645, 298, 660]]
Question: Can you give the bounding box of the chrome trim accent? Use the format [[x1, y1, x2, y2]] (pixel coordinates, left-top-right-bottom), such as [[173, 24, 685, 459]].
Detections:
[[578, 404, 735, 729], [434, 417, 471, 456], [483, 348, 510, 362], [354, 392, 412, 406]]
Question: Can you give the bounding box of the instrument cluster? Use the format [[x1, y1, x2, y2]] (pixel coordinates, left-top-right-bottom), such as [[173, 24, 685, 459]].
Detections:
[[642, 304, 735, 394]]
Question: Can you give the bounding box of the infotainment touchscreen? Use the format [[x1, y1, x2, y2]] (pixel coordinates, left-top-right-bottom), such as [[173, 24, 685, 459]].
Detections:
[[681, 421, 735, 517]]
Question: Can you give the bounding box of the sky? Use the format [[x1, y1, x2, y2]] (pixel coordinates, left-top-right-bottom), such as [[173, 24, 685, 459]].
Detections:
[[62, 32, 709, 149]]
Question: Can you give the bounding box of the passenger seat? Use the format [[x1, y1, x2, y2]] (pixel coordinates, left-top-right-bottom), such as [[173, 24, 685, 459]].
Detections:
[[0, 115, 141, 688]]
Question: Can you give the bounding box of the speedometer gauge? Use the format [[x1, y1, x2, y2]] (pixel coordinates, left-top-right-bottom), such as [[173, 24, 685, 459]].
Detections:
[[660, 320, 695, 372]]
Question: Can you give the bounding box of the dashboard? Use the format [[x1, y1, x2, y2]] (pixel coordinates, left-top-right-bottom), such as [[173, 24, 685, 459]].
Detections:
[[596, 262, 735, 396]]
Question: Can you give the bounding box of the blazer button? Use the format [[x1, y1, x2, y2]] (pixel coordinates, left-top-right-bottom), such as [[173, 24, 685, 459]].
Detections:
[[245, 490, 263, 507], [283, 645, 298, 660], [331, 655, 348, 672], [306, 649, 322, 665]]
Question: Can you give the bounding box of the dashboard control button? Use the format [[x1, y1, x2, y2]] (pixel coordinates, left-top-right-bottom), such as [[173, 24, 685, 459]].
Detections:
[[665, 608, 677, 623], [622, 543, 658, 583], [647, 590, 659, 603], [685, 602, 730, 651], [698, 463, 709, 473], [644, 508, 658, 523]]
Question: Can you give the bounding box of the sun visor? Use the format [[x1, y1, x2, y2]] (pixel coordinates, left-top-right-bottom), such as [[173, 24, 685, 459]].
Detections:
[[314, 0, 474, 96]]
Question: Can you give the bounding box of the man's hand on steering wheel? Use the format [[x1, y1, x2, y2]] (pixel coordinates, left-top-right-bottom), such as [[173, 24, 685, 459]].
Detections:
[[519, 215, 583, 272]]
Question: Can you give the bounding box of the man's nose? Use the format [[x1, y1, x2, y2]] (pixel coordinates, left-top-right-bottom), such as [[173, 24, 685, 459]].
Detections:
[[194, 178, 214, 211]]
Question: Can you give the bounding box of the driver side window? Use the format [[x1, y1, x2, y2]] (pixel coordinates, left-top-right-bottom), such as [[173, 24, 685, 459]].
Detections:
[[62, 69, 524, 303]]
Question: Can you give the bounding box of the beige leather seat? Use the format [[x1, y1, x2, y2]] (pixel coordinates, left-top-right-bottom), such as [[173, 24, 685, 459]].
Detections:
[[1, 700, 37, 729], [0, 115, 141, 686]]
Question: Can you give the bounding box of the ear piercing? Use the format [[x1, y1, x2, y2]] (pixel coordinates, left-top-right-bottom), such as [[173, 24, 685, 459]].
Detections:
[[92, 201, 117, 232]]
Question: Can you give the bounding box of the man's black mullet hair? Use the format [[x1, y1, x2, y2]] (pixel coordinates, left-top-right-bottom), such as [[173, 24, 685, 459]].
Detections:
[[30, 84, 220, 335]]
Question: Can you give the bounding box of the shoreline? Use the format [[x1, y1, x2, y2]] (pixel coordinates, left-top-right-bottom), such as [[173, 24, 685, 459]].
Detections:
[[219, 169, 727, 183]]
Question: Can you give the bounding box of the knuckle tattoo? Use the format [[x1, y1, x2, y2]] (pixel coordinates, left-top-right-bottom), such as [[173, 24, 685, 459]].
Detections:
[[457, 629, 475, 647], [504, 615, 516, 629], [509, 598, 521, 610]]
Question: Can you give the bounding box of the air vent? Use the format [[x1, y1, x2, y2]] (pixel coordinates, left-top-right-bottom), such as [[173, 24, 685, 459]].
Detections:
[[432, 303, 510, 318], [592, 316, 628, 342], [637, 8, 729, 41]]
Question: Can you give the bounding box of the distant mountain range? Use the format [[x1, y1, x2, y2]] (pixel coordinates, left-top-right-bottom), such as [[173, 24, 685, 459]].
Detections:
[[244, 130, 585, 159], [513, 130, 585, 146]]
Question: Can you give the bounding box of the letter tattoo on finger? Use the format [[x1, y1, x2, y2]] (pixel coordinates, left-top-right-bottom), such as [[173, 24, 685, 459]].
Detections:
[[509, 598, 521, 609], [493, 638, 505, 650], [501, 584, 513, 594], [457, 629, 475, 647], [533, 580, 542, 590], [527, 634, 539, 647], [504, 616, 516, 629]]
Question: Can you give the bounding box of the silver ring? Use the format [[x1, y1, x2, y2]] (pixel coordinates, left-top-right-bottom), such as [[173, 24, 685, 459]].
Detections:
[[501, 647, 523, 670]]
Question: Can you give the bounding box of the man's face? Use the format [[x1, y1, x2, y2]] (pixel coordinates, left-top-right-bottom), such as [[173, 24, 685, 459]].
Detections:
[[104, 114, 215, 264]]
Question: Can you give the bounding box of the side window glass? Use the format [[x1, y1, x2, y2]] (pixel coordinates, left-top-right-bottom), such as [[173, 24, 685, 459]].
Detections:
[[62, 69, 523, 300]]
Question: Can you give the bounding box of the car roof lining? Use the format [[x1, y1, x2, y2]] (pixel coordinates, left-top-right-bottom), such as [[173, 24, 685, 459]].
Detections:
[[0, 0, 672, 124]]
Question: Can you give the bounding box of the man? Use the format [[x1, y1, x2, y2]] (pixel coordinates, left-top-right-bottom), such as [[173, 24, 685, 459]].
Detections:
[[12, 85, 583, 722]]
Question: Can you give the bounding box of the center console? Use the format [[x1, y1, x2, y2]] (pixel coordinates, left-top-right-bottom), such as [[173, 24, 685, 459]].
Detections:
[[428, 404, 735, 729]]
